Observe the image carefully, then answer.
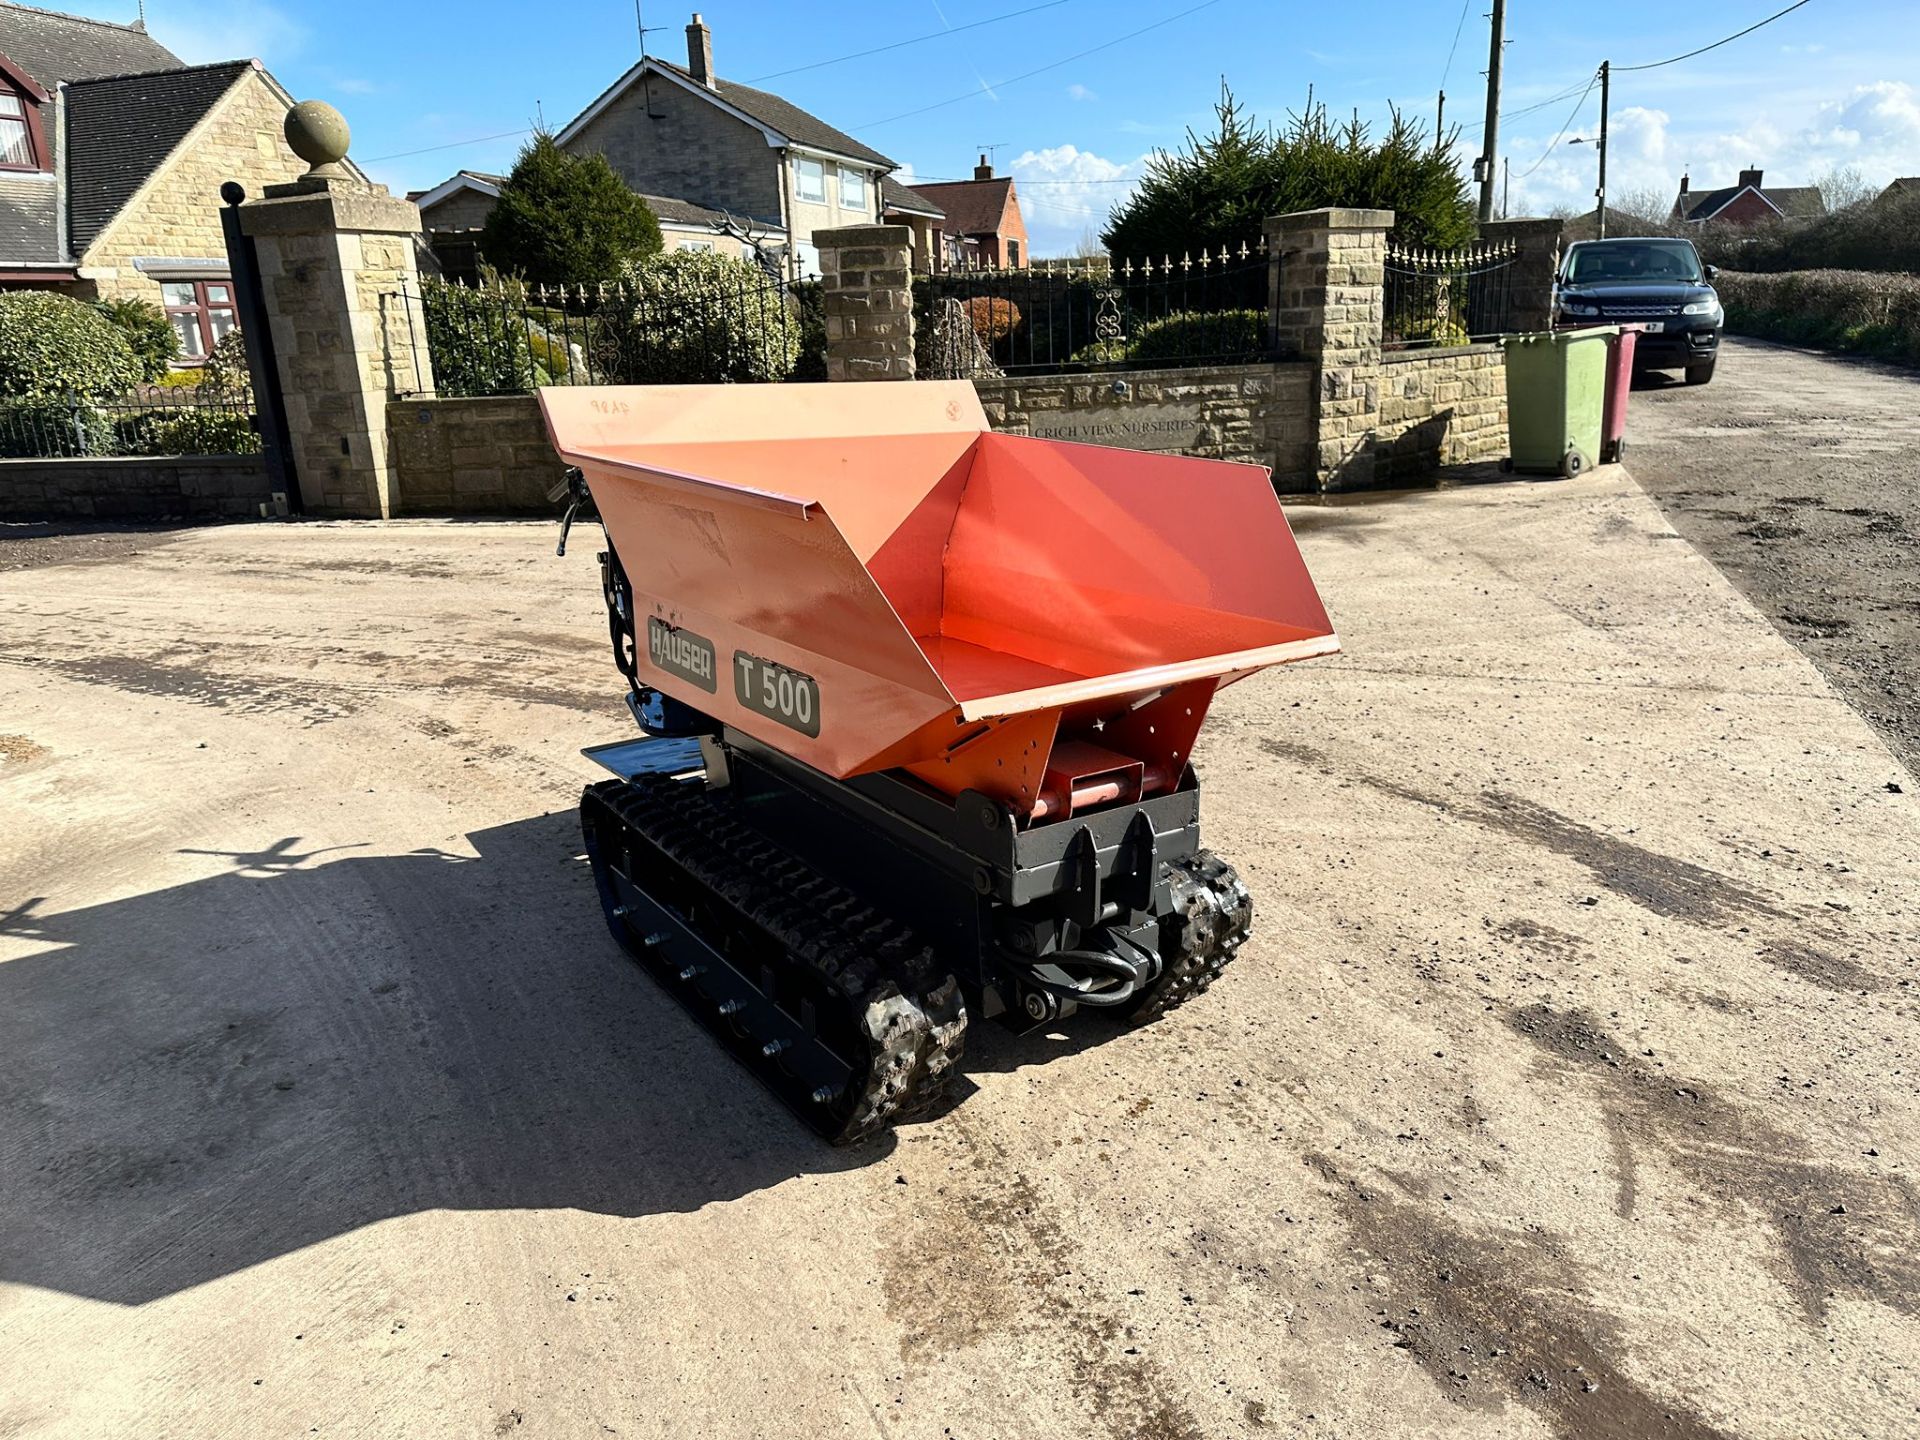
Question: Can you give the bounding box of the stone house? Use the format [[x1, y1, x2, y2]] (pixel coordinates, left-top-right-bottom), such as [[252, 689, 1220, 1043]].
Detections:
[[1671, 167, 1825, 226], [412, 167, 777, 279], [552, 13, 895, 278], [0, 1, 335, 361], [910, 157, 1030, 269]]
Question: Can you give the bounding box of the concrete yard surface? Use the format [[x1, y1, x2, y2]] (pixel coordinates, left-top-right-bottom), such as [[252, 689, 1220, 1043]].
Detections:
[[1, 471, 1916, 1439]]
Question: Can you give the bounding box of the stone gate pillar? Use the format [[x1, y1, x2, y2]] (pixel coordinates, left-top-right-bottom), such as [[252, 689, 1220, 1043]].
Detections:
[[1267, 207, 1393, 493], [1479, 217, 1565, 332], [236, 102, 433, 516], [815, 224, 915, 380]]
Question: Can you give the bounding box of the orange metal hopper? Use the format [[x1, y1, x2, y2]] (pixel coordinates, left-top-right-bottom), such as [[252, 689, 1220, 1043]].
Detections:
[[540, 381, 1337, 821]]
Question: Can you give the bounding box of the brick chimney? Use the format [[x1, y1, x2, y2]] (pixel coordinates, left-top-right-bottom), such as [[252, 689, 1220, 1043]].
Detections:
[[1738, 166, 1763, 190], [974, 154, 993, 181], [686, 13, 715, 88], [1678, 172, 1689, 199]]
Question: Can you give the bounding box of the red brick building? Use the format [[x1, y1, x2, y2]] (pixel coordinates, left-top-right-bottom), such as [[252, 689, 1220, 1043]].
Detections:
[[1671, 167, 1825, 226], [912, 157, 1030, 269]]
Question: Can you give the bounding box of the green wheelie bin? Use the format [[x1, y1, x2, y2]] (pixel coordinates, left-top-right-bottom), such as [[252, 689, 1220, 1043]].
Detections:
[[1500, 326, 1617, 479]]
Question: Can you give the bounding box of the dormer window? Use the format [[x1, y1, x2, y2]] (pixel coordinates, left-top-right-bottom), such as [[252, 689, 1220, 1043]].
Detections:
[[0, 88, 39, 170]]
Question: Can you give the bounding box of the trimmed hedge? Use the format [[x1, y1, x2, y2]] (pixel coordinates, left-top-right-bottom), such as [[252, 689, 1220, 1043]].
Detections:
[[0, 396, 114, 457], [135, 408, 262, 456], [602, 251, 800, 384], [1716, 269, 1920, 364], [0, 292, 141, 398], [1069, 308, 1266, 366]]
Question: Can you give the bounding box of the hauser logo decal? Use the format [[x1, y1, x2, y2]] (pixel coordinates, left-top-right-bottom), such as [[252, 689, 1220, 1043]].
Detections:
[[646, 617, 718, 692]]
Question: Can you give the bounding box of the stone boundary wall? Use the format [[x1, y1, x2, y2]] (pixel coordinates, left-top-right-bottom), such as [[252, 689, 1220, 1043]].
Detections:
[[0, 455, 275, 522], [1378, 344, 1508, 478], [971, 362, 1319, 493], [385, 395, 564, 515]]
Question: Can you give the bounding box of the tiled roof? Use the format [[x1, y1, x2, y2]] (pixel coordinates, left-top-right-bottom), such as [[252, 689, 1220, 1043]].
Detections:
[[641, 191, 782, 230], [909, 177, 1013, 237], [64, 60, 252, 251], [0, 172, 62, 265], [1677, 182, 1825, 222], [881, 175, 943, 218], [568, 57, 895, 170], [0, 1, 179, 89]]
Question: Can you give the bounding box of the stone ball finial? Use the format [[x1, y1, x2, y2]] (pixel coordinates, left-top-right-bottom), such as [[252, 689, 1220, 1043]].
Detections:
[[285, 100, 351, 173]]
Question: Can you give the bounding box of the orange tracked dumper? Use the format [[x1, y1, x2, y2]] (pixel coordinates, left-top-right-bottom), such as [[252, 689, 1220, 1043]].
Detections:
[[543, 381, 1337, 1141]]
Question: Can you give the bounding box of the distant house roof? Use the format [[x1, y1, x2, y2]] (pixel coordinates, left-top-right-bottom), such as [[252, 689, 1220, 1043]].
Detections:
[[910, 176, 1014, 238], [1877, 176, 1920, 206], [0, 1, 180, 89], [880, 175, 943, 219], [64, 60, 257, 251], [555, 56, 894, 170], [1675, 180, 1825, 223], [411, 169, 504, 211], [412, 169, 784, 237]]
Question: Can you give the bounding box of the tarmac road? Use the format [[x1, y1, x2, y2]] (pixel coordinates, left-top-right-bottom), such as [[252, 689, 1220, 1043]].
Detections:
[[1, 473, 1916, 1439], [1625, 336, 1920, 775]]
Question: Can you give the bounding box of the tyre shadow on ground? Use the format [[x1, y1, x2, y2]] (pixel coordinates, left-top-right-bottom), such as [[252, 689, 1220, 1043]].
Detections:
[[1, 810, 1007, 1306]]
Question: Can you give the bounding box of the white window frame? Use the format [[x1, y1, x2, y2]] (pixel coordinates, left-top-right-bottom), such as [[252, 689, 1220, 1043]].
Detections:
[[795, 157, 826, 204], [838, 165, 868, 212], [676, 237, 716, 253]]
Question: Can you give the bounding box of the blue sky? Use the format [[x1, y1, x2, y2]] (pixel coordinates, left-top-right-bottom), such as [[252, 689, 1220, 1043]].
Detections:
[[129, 0, 1920, 253]]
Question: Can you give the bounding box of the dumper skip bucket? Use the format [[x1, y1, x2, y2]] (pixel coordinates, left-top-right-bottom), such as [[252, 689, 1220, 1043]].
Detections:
[[541, 381, 1337, 822]]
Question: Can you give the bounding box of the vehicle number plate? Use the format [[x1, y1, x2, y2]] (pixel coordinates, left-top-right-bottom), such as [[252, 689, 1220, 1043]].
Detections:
[[733, 651, 821, 737], [1640, 321, 1664, 332]]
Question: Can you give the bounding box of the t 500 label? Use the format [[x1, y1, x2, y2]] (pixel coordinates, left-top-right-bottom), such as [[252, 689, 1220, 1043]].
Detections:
[[733, 652, 820, 737], [646, 617, 717, 692]]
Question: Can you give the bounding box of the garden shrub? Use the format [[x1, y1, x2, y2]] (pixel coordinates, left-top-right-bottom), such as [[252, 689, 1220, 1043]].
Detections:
[[1127, 308, 1266, 364], [964, 295, 1022, 344], [1065, 336, 1131, 365], [136, 408, 262, 456], [0, 395, 113, 457], [203, 328, 252, 393], [601, 251, 799, 384], [0, 291, 140, 398], [787, 278, 828, 382], [421, 278, 550, 396], [94, 297, 180, 382], [1716, 269, 1920, 364]]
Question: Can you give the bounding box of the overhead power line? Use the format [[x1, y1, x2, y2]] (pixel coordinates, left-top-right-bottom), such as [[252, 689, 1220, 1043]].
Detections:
[[1616, 0, 1817, 72], [1438, 0, 1472, 92], [746, 0, 1077, 83], [856, 0, 1226, 129], [366, 128, 533, 163], [1514, 67, 1598, 180]]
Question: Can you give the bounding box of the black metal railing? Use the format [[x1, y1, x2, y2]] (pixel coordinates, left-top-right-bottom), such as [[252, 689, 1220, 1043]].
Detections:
[[916, 243, 1273, 378], [393, 270, 825, 397], [1382, 238, 1519, 348], [0, 387, 259, 459]]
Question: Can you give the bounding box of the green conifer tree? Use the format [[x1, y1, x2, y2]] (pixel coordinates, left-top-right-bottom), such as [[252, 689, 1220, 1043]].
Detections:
[[481, 133, 664, 285]]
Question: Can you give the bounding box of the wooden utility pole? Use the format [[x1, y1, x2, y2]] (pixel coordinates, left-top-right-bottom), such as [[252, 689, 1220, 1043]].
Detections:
[[1477, 0, 1506, 222], [1436, 88, 1445, 138], [1595, 60, 1611, 238]]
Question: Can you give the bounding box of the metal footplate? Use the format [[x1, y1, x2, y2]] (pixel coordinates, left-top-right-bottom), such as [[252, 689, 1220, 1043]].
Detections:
[[580, 776, 966, 1144]]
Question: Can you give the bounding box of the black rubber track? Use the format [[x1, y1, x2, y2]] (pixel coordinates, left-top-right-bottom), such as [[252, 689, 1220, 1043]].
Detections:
[[582, 776, 965, 1144]]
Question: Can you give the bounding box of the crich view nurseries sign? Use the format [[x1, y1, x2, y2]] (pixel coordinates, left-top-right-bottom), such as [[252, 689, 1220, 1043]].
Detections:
[[1026, 403, 1208, 454]]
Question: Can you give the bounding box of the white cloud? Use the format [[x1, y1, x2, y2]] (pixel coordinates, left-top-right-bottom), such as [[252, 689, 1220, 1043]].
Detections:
[[1506, 81, 1920, 217], [1009, 144, 1149, 257], [146, 0, 308, 65], [1067, 83, 1097, 102]]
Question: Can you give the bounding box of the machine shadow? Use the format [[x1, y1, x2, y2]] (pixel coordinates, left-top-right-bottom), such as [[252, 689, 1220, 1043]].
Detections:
[[0, 809, 922, 1307]]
